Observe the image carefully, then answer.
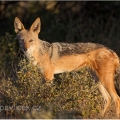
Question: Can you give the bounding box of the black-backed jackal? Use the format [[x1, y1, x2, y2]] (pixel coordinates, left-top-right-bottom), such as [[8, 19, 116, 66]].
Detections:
[[14, 17, 120, 117]]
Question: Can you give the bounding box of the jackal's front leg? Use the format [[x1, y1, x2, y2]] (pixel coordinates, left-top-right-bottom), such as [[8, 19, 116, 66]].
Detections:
[[44, 68, 54, 84]]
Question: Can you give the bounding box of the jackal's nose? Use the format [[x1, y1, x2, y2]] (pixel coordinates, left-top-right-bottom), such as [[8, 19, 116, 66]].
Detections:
[[22, 43, 28, 51], [24, 47, 28, 51], [22, 45, 28, 51]]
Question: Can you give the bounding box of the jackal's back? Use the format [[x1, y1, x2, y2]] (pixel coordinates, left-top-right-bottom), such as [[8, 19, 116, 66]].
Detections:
[[50, 42, 111, 58]]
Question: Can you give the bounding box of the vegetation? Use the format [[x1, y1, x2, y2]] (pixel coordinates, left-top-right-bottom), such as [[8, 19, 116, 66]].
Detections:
[[0, 58, 102, 119], [0, 1, 120, 119]]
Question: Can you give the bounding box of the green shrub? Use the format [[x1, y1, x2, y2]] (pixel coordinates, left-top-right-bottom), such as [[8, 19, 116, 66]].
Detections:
[[0, 58, 102, 119], [0, 33, 19, 78]]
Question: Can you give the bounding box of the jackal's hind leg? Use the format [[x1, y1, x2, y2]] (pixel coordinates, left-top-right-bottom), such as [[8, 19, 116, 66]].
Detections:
[[98, 82, 111, 117], [106, 81, 120, 118], [98, 72, 120, 118]]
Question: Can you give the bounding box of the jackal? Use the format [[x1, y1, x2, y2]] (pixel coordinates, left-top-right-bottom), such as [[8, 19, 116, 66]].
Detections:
[[14, 17, 120, 117]]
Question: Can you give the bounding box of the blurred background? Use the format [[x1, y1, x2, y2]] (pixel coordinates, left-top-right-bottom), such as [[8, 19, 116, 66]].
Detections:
[[1, 1, 120, 55]]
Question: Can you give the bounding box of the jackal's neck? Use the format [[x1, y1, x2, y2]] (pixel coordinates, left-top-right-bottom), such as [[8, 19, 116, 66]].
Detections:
[[38, 39, 51, 55]]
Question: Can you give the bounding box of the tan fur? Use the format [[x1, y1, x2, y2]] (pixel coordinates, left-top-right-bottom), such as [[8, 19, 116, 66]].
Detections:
[[14, 17, 120, 118]]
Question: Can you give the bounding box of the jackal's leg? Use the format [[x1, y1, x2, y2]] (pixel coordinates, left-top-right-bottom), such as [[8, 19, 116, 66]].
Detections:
[[44, 69, 54, 83], [94, 49, 120, 117], [103, 76, 120, 118], [98, 81, 111, 117], [98, 69, 120, 117]]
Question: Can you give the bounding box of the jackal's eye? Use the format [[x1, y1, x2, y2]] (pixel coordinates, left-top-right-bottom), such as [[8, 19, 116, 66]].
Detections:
[[19, 38, 24, 42], [29, 39, 33, 42]]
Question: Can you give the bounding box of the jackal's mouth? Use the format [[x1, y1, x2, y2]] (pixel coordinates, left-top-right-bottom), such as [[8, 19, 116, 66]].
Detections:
[[25, 50, 32, 59], [25, 46, 35, 60], [25, 49, 37, 65]]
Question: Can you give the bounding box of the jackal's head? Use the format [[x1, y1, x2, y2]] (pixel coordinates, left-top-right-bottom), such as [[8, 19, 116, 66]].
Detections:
[[14, 17, 41, 52]]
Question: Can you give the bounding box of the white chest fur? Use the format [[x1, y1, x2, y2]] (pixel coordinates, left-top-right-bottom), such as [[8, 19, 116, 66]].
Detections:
[[25, 46, 38, 65]]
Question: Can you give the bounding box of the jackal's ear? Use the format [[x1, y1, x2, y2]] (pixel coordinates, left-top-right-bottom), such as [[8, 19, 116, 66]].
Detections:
[[14, 17, 25, 33], [30, 18, 41, 34]]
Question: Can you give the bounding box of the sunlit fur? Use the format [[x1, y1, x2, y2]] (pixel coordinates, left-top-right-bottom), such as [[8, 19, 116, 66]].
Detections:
[[14, 17, 120, 118]]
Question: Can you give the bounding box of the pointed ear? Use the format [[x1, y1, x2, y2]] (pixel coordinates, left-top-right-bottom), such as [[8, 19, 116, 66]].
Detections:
[[30, 18, 41, 34], [14, 17, 25, 33]]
